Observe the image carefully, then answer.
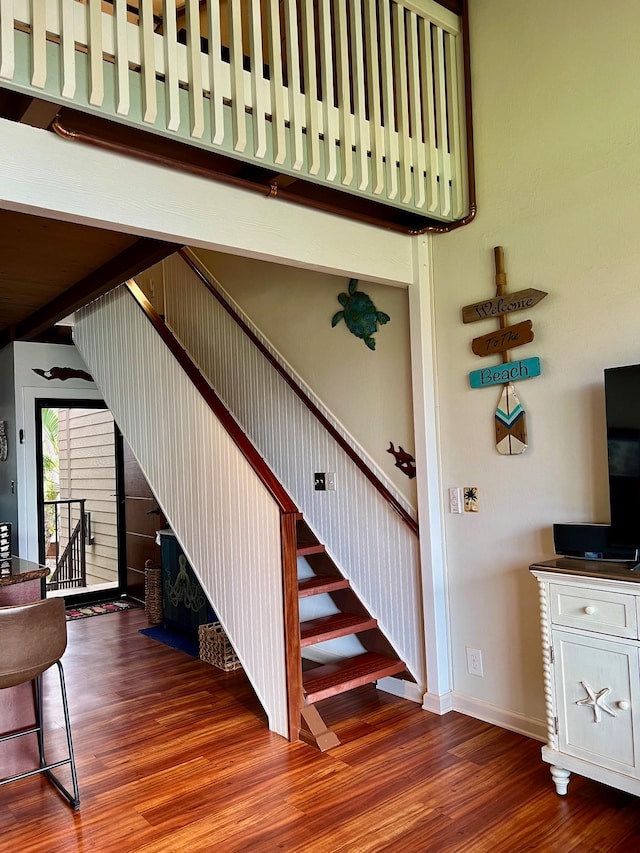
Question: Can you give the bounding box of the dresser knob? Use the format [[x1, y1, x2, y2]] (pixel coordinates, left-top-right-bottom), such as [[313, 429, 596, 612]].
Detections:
[[584, 605, 597, 615], [618, 700, 630, 711]]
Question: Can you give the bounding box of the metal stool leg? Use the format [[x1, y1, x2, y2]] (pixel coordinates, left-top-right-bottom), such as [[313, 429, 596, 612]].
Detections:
[[0, 665, 80, 809], [42, 661, 80, 809], [34, 675, 46, 767]]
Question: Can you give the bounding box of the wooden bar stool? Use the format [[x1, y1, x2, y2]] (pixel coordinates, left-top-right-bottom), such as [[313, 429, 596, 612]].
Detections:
[[0, 598, 80, 809]]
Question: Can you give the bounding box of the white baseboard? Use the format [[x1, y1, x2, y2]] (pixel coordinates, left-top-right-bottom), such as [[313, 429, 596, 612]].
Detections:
[[421, 691, 454, 715], [450, 692, 547, 742]]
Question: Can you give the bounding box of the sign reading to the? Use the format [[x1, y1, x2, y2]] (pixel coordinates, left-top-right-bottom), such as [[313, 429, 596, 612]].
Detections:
[[471, 320, 534, 357]]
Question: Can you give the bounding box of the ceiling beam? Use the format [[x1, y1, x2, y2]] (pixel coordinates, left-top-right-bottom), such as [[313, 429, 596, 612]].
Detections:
[[18, 97, 60, 129], [0, 237, 177, 347]]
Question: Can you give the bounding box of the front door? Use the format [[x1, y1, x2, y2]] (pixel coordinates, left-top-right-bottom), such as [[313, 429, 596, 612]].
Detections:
[[36, 400, 121, 602]]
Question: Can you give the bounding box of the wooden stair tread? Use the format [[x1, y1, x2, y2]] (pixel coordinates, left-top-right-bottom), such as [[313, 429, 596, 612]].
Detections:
[[297, 543, 326, 556], [300, 613, 377, 646], [298, 576, 350, 597], [303, 653, 406, 703]]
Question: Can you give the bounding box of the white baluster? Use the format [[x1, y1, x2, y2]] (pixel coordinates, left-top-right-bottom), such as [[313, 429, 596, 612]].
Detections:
[[162, 0, 180, 131], [248, 0, 267, 159], [301, 0, 319, 175], [364, 0, 384, 195], [432, 24, 451, 217], [335, 0, 353, 186], [284, 0, 303, 170], [0, 0, 15, 81], [379, 0, 397, 200], [208, 0, 225, 145], [228, 0, 246, 152], [266, 0, 286, 165], [113, 0, 128, 114], [31, 0, 46, 88], [419, 17, 438, 213], [392, 3, 412, 205], [318, 0, 337, 182], [139, 0, 157, 123], [407, 11, 426, 209], [87, 0, 103, 105], [445, 29, 466, 218], [186, 0, 204, 138], [350, 0, 369, 191]]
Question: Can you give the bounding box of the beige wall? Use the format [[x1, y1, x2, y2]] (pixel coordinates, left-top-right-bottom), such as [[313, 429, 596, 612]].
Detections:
[[191, 248, 417, 505], [432, 0, 640, 729]]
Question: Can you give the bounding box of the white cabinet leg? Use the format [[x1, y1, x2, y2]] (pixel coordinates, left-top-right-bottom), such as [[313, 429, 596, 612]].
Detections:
[[550, 765, 571, 795]]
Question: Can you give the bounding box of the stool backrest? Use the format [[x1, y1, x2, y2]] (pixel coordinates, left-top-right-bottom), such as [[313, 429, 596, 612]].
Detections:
[[0, 598, 68, 689]]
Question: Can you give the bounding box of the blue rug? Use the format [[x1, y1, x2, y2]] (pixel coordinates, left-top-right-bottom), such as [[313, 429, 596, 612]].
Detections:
[[139, 626, 199, 659]]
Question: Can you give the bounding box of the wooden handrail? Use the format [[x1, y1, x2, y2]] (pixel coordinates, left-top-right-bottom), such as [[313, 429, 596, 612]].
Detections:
[[125, 280, 298, 515], [177, 248, 419, 537]]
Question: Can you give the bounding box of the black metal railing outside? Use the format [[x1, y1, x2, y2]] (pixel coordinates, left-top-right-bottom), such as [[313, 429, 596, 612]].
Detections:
[[45, 499, 89, 591]]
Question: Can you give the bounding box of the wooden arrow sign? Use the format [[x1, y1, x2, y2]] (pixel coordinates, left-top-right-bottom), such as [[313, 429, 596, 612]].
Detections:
[[471, 319, 534, 357], [462, 288, 547, 324]]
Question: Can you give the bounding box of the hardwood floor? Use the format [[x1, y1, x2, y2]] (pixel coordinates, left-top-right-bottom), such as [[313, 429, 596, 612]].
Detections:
[[2, 607, 640, 852]]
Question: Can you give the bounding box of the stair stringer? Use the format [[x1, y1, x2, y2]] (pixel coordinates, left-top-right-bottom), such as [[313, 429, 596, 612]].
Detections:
[[73, 285, 291, 738], [162, 251, 426, 691]]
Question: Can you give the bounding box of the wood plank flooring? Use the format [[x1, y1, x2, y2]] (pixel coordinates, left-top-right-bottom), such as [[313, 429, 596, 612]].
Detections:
[[2, 606, 640, 852]]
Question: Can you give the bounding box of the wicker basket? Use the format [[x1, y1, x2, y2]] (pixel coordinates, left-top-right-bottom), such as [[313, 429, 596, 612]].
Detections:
[[144, 563, 163, 625], [199, 621, 242, 672]]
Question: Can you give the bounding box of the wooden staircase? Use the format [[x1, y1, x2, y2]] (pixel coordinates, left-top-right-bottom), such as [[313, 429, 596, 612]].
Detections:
[[295, 519, 409, 750]]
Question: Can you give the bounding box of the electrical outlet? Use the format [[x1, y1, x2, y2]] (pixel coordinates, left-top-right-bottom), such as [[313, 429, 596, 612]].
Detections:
[[466, 647, 484, 677], [449, 487, 462, 513], [326, 472, 336, 490], [314, 472, 326, 491]]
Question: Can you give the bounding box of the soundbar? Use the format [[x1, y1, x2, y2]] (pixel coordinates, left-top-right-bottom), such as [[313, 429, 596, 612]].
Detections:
[[553, 523, 639, 562]]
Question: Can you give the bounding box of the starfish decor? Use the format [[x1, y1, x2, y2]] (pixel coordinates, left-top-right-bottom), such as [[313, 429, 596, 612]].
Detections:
[[576, 680, 617, 723]]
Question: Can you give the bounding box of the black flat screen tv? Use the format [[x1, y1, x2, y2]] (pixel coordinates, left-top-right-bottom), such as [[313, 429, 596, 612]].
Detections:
[[605, 364, 640, 550]]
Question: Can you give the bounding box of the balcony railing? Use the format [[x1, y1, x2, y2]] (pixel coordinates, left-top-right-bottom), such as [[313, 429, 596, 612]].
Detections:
[[0, 0, 471, 225], [44, 498, 89, 590]]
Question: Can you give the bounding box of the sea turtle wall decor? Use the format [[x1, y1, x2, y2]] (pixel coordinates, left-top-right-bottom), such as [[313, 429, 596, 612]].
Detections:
[[331, 278, 390, 350]]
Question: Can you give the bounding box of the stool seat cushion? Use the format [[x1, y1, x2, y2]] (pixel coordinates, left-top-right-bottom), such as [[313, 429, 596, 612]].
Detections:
[[0, 598, 67, 689]]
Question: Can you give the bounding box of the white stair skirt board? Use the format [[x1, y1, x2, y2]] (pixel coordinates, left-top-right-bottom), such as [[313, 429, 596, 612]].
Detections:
[[376, 675, 423, 704]]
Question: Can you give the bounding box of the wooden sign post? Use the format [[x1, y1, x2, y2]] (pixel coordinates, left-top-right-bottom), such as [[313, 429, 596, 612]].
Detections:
[[462, 247, 547, 456], [493, 247, 528, 455]]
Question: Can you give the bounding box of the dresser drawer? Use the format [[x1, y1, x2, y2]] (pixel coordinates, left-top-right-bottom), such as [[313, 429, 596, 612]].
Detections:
[[549, 583, 638, 638]]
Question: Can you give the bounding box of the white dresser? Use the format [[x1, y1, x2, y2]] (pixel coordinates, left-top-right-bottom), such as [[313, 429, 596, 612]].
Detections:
[[531, 558, 640, 797]]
